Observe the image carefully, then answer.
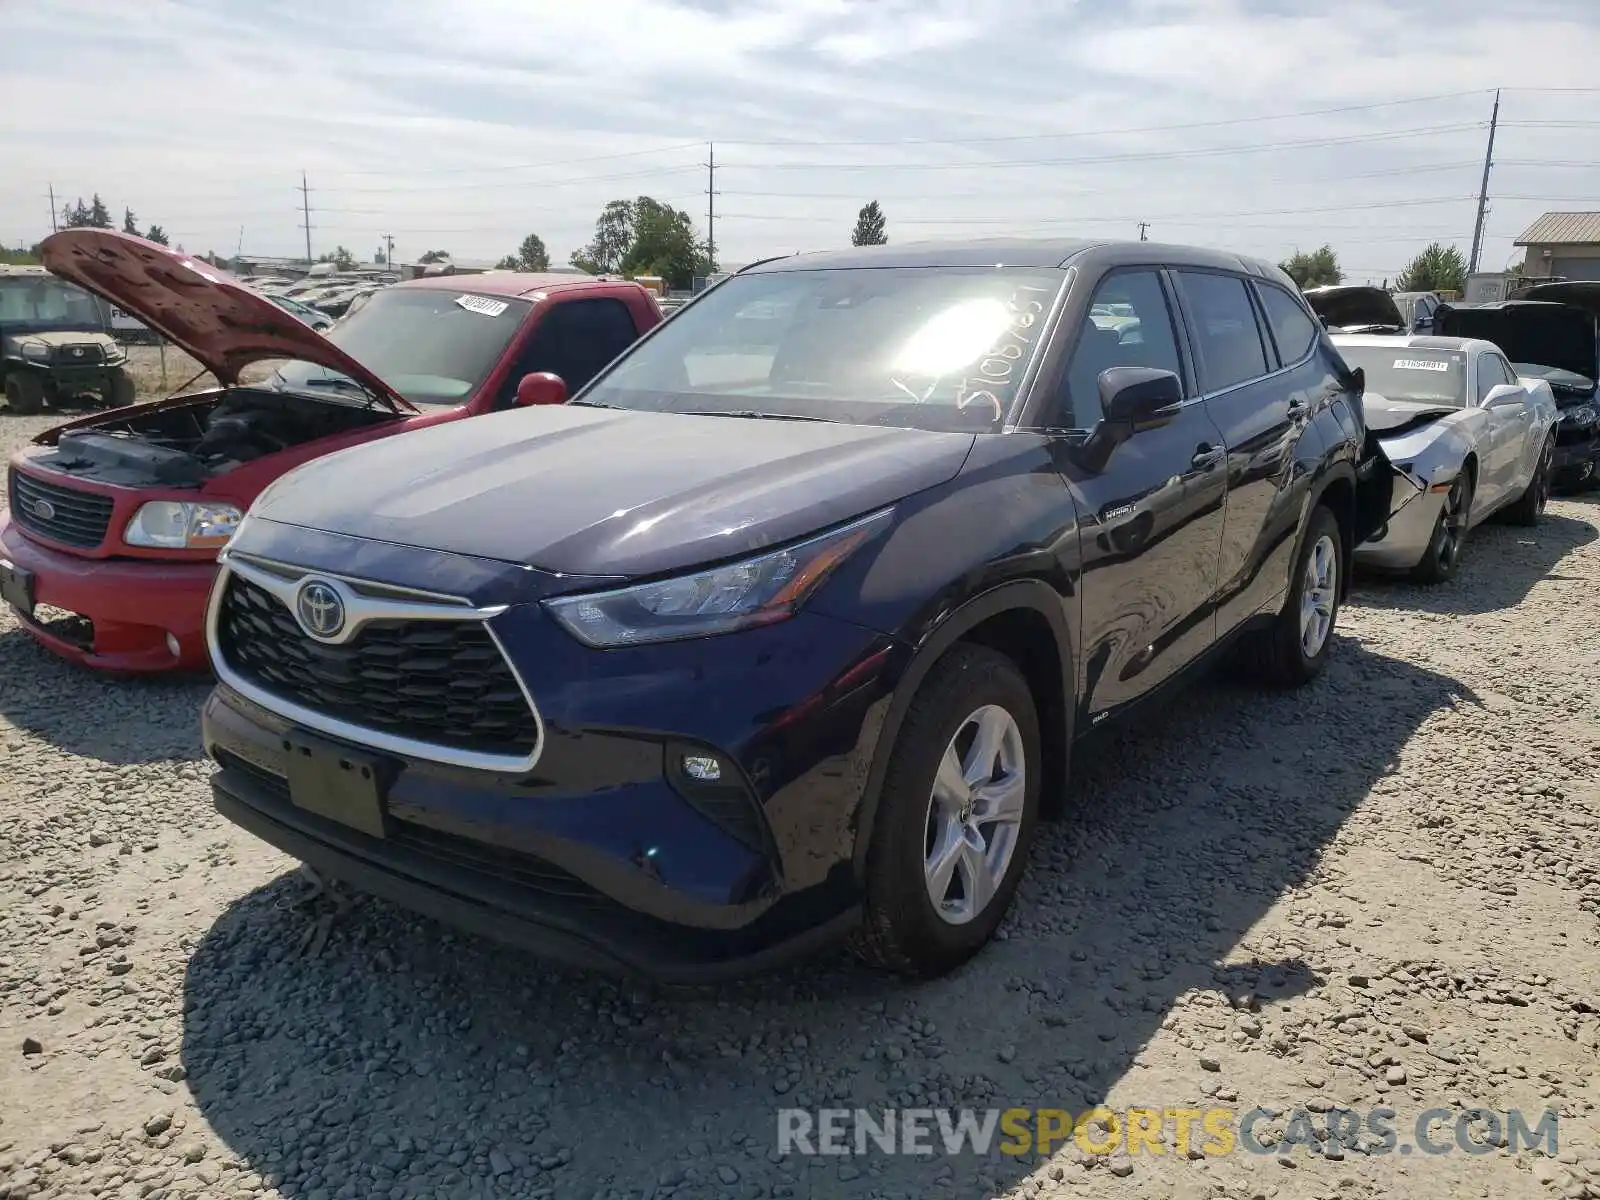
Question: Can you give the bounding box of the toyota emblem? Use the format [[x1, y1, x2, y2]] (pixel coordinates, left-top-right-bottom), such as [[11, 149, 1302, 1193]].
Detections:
[[72, 347, 84, 358], [295, 579, 346, 639]]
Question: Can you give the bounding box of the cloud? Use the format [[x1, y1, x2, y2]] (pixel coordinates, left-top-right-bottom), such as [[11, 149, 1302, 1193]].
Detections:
[[1, 0, 1597, 279]]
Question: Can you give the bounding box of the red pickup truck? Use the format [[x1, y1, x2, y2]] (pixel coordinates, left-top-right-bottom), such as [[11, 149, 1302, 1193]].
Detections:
[[0, 229, 663, 674]]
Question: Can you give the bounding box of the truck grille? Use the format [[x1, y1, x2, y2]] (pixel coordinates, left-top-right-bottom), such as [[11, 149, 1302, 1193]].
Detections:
[[7, 472, 114, 548], [216, 573, 540, 760], [58, 343, 107, 365]]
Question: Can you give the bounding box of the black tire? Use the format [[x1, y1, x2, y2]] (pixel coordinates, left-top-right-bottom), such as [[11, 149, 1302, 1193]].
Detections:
[[1506, 435, 1555, 526], [850, 644, 1041, 978], [3, 372, 45, 415], [1410, 471, 1474, 584], [1238, 503, 1343, 687], [105, 369, 136, 409]]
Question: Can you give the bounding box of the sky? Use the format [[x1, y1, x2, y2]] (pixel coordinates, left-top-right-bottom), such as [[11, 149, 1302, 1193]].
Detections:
[[3, 0, 1599, 281]]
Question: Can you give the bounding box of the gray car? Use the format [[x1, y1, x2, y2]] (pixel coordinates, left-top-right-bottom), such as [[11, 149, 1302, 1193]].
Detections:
[[1334, 334, 1560, 582]]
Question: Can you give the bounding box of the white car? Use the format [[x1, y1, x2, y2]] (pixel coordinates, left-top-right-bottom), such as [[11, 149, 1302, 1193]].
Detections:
[[1334, 334, 1561, 583]]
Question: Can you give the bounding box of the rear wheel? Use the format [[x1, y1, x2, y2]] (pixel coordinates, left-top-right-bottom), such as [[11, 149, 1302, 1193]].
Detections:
[[1411, 472, 1473, 583], [851, 644, 1041, 978], [1506, 435, 1554, 526], [3, 371, 44, 415], [1238, 503, 1343, 687]]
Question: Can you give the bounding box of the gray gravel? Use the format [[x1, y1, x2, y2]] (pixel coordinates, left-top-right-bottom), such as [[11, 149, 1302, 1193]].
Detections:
[[2, 408, 1599, 1200]]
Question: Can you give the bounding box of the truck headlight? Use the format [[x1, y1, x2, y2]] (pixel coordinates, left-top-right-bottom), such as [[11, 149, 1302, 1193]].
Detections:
[[1566, 405, 1598, 429], [544, 510, 890, 648], [124, 501, 244, 550], [19, 341, 49, 361]]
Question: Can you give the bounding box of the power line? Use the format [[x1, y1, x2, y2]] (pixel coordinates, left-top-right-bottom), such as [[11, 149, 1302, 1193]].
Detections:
[[316, 141, 705, 177], [718, 195, 1478, 226]]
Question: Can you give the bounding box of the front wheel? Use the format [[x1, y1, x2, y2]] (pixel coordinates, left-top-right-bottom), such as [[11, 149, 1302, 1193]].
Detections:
[[1238, 503, 1343, 687], [3, 372, 45, 415], [105, 369, 136, 409], [851, 644, 1041, 978], [1411, 472, 1473, 583]]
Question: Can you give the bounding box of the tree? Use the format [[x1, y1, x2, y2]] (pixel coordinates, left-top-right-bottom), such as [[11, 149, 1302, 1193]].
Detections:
[[516, 232, 550, 272], [61, 195, 112, 230], [1279, 245, 1342, 288], [851, 201, 888, 247], [418, 249, 451, 264], [494, 255, 521, 270], [122, 208, 139, 235], [572, 200, 636, 275], [572, 198, 710, 287], [144, 225, 169, 247], [317, 245, 356, 270], [1396, 242, 1468, 293]]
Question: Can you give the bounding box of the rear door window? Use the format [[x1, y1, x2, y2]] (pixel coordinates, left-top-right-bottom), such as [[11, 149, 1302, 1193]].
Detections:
[[1061, 269, 1185, 427], [1175, 272, 1271, 392], [1255, 282, 1320, 366], [508, 298, 640, 399]]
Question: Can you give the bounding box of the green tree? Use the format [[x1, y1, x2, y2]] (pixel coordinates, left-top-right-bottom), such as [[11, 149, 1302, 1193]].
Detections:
[[122, 207, 139, 235], [572, 200, 636, 275], [573, 198, 710, 287], [62, 196, 111, 229], [1395, 242, 1468, 293], [517, 233, 550, 271], [851, 200, 888, 247], [317, 245, 356, 270], [494, 255, 522, 270], [418, 249, 451, 264], [1279, 245, 1342, 288], [144, 225, 169, 247]]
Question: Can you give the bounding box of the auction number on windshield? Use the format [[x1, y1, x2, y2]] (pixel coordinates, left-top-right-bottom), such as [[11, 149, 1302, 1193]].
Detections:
[[956, 283, 1056, 415]]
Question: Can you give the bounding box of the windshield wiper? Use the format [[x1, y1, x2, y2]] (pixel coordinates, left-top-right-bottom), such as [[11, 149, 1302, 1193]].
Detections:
[[680, 409, 831, 422], [296, 375, 385, 408]]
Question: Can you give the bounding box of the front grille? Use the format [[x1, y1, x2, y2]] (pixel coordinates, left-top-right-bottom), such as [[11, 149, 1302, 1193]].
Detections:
[[216, 573, 539, 759], [57, 343, 107, 365], [8, 472, 114, 548]]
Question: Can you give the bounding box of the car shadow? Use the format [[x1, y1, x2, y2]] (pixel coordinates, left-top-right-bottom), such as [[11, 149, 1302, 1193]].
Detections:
[[179, 636, 1471, 1199], [1353, 509, 1597, 616], [0, 625, 210, 763]]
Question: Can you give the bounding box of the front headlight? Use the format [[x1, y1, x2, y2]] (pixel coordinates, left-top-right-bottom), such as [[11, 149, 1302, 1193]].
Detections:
[[124, 501, 245, 550], [544, 509, 891, 648], [1565, 405, 1599, 429], [19, 341, 49, 361]]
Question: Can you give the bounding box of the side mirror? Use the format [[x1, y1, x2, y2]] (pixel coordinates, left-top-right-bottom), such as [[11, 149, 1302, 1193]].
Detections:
[[514, 371, 568, 407], [1075, 367, 1183, 473], [1483, 383, 1525, 408]]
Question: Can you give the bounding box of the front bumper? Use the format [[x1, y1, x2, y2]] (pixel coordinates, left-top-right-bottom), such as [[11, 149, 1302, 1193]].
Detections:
[[0, 515, 216, 671], [39, 363, 121, 388], [1552, 423, 1598, 488], [1356, 471, 1446, 571]]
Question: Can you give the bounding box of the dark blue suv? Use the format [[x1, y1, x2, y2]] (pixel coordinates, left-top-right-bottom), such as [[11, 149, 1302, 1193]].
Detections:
[[203, 239, 1389, 980]]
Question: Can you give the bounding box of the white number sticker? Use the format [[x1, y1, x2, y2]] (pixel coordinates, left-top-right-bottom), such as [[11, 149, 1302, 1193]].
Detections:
[[455, 294, 509, 318], [1392, 358, 1450, 372]]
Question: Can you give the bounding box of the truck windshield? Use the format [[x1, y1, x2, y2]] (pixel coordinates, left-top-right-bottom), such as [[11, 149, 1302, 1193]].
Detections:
[[273, 288, 531, 406], [577, 266, 1068, 431], [0, 277, 108, 332]]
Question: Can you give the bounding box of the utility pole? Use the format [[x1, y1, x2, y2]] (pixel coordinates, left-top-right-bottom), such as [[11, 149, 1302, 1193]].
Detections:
[[298, 171, 314, 264], [383, 233, 395, 268], [1468, 89, 1500, 275], [1138, 221, 1150, 242], [704, 143, 719, 269], [48, 184, 58, 233]]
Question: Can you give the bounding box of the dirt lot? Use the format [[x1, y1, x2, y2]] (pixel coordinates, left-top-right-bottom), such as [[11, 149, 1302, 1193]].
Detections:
[[1, 406, 1598, 1200]]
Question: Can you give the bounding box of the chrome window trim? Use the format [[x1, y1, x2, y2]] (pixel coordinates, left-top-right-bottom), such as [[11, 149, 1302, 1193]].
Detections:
[[206, 551, 545, 774], [1005, 265, 1077, 433]]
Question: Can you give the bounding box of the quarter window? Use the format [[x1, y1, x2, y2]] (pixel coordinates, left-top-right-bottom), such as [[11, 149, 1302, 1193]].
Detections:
[[1255, 282, 1320, 366], [506, 298, 640, 402], [1175, 272, 1270, 392], [1062, 270, 1185, 427]]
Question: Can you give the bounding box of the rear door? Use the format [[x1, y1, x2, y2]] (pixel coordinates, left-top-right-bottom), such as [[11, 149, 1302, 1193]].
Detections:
[[1174, 271, 1318, 637], [1045, 266, 1229, 720]]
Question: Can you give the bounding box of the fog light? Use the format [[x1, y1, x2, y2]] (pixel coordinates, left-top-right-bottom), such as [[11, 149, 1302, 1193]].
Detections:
[[165, 633, 181, 658], [681, 754, 723, 782]]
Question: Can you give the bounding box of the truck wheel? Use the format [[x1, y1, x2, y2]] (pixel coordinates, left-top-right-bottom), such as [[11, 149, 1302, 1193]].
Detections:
[[1238, 503, 1343, 687], [850, 644, 1041, 978], [106, 369, 137, 409], [3, 372, 44, 415]]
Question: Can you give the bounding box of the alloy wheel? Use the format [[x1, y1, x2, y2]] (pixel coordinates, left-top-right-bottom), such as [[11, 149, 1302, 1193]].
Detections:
[[1298, 533, 1338, 658], [1535, 442, 1553, 516], [923, 705, 1026, 926], [1435, 478, 1469, 572]]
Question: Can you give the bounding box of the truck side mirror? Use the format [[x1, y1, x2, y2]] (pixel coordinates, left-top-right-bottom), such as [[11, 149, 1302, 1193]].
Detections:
[[514, 372, 567, 407]]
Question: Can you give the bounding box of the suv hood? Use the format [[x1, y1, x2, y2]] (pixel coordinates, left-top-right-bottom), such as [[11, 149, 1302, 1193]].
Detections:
[[248, 405, 975, 577], [1514, 280, 1600, 314], [39, 229, 413, 411], [1303, 285, 1407, 332], [1436, 299, 1598, 389]]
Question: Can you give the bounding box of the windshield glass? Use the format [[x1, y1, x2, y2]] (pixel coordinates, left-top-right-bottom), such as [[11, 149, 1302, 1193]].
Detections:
[[272, 287, 530, 406], [0, 276, 108, 332], [578, 266, 1068, 431], [1338, 345, 1468, 406]]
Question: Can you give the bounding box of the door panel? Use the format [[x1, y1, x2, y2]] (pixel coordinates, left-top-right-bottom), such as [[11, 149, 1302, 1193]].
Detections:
[[1044, 268, 1228, 722]]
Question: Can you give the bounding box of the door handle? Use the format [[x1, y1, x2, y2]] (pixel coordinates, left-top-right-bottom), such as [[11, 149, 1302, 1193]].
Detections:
[[1191, 443, 1226, 471]]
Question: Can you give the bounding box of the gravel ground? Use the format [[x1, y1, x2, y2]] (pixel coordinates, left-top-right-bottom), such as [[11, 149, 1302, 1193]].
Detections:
[[2, 407, 1598, 1200]]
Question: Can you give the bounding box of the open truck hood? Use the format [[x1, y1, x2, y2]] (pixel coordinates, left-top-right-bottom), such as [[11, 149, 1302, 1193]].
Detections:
[[1513, 280, 1600, 315], [1435, 296, 1599, 395], [39, 229, 414, 411], [1302, 285, 1407, 332]]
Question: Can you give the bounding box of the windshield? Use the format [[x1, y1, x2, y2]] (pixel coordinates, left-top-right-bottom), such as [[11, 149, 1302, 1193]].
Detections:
[[0, 276, 108, 332], [272, 287, 530, 406], [578, 266, 1068, 431], [1338, 345, 1468, 407]]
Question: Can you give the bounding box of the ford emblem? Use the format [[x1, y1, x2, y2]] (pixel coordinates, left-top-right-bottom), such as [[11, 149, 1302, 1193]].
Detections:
[[295, 579, 346, 639]]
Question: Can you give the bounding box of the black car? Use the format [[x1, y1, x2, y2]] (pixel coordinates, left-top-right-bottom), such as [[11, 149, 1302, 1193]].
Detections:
[[1436, 284, 1600, 490], [201, 239, 1389, 981]]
